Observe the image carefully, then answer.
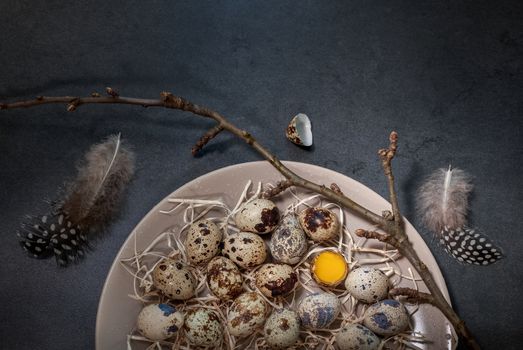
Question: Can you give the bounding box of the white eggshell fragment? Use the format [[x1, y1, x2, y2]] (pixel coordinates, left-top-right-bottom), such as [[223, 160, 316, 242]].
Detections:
[[152, 259, 196, 300], [184, 308, 223, 347], [363, 299, 409, 336], [335, 324, 380, 350], [255, 263, 298, 298], [136, 303, 184, 341], [345, 266, 389, 303], [206, 256, 244, 300], [235, 198, 280, 234], [185, 219, 222, 265], [223, 232, 267, 269], [298, 293, 341, 329], [264, 308, 301, 349], [298, 207, 340, 242], [227, 291, 268, 338], [269, 213, 308, 264], [286, 113, 313, 147]]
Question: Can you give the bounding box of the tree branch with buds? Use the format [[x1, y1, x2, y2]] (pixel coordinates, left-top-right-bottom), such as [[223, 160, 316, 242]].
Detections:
[[0, 89, 480, 349]]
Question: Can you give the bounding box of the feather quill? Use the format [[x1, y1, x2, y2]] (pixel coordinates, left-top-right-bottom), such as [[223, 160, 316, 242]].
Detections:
[[19, 134, 135, 266], [417, 166, 503, 265]]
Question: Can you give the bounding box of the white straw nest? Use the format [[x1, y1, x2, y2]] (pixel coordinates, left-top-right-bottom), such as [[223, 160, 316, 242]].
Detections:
[[121, 181, 434, 350]]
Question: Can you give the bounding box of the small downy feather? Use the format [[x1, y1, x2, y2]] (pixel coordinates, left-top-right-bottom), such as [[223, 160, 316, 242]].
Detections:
[[18, 134, 135, 266], [417, 166, 503, 265]]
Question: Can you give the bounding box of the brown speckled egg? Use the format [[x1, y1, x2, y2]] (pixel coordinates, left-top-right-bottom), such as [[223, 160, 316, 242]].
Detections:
[[206, 256, 244, 300], [298, 293, 341, 329], [185, 219, 222, 265], [335, 324, 380, 350], [136, 303, 184, 341], [345, 266, 389, 303], [223, 232, 267, 269], [235, 198, 280, 234], [152, 259, 196, 300], [227, 291, 268, 338], [184, 308, 223, 347], [363, 299, 409, 336], [298, 207, 340, 242], [264, 308, 300, 349], [255, 263, 298, 298], [269, 213, 308, 264]]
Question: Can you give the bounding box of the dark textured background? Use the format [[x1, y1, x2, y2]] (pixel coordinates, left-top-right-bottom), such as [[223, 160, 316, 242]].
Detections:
[[1, 1, 522, 349]]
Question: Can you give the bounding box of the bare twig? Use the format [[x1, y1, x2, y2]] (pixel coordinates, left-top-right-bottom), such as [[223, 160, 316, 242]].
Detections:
[[261, 180, 293, 199], [0, 91, 480, 349], [191, 124, 225, 155], [390, 287, 435, 305]]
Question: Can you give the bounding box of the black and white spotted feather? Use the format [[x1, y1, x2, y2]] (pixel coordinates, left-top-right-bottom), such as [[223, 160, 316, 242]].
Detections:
[[417, 166, 503, 265], [18, 134, 135, 266]]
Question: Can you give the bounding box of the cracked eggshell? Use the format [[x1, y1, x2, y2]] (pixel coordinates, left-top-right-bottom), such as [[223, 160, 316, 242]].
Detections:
[[335, 324, 380, 350], [363, 299, 409, 336], [264, 308, 301, 349], [227, 291, 268, 338], [255, 263, 298, 298], [152, 259, 196, 300], [223, 231, 267, 269], [345, 266, 389, 303], [185, 219, 222, 265], [269, 213, 308, 264], [136, 303, 184, 341], [206, 256, 244, 301], [298, 207, 340, 242], [235, 198, 280, 234], [184, 308, 223, 347], [286, 113, 313, 146], [298, 293, 341, 329]]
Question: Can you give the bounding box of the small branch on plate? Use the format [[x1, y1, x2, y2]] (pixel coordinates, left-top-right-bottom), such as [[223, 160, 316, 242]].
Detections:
[[390, 287, 435, 305], [1, 90, 480, 349], [261, 180, 293, 199]]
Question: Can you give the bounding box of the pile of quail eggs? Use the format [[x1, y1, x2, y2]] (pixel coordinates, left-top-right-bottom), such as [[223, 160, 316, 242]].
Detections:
[[132, 193, 413, 349]]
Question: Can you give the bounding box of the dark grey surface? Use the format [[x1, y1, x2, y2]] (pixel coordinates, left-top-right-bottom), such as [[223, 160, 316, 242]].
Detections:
[[1, 1, 522, 349]]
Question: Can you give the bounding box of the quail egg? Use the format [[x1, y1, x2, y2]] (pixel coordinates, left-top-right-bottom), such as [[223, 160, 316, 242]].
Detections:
[[298, 207, 340, 242], [185, 219, 222, 265], [335, 324, 380, 350], [345, 266, 389, 303], [269, 213, 308, 264], [255, 263, 298, 298], [223, 232, 267, 269], [235, 198, 280, 234], [136, 303, 184, 341], [227, 291, 268, 338], [298, 293, 341, 329], [206, 256, 244, 300], [363, 299, 409, 336], [152, 259, 196, 300], [184, 308, 223, 347], [264, 308, 301, 349]]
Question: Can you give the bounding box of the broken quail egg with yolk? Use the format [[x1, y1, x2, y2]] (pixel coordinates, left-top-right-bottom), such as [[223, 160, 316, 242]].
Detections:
[[311, 250, 348, 287]]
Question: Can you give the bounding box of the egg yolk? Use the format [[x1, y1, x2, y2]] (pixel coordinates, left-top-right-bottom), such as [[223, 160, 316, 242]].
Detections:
[[312, 251, 348, 286]]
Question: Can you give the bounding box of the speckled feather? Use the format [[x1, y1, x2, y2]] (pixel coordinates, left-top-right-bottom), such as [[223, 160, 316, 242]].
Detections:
[[18, 134, 134, 266]]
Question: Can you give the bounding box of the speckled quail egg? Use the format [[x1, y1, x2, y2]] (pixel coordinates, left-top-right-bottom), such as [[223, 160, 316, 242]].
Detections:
[[235, 198, 280, 234], [255, 263, 298, 298], [269, 213, 308, 264], [298, 293, 341, 329], [264, 308, 301, 349], [335, 324, 380, 350], [363, 299, 409, 336], [136, 303, 184, 341], [298, 207, 340, 242], [184, 308, 223, 347], [206, 256, 244, 300], [345, 266, 389, 303], [227, 291, 268, 338], [152, 259, 196, 300], [223, 232, 267, 269], [185, 219, 222, 265]]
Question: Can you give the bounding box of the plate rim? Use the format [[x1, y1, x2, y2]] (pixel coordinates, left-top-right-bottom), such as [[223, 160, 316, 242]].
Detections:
[[95, 160, 451, 348]]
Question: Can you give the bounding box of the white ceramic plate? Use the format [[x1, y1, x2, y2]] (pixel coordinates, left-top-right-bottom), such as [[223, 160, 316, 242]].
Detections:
[[96, 161, 456, 349]]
